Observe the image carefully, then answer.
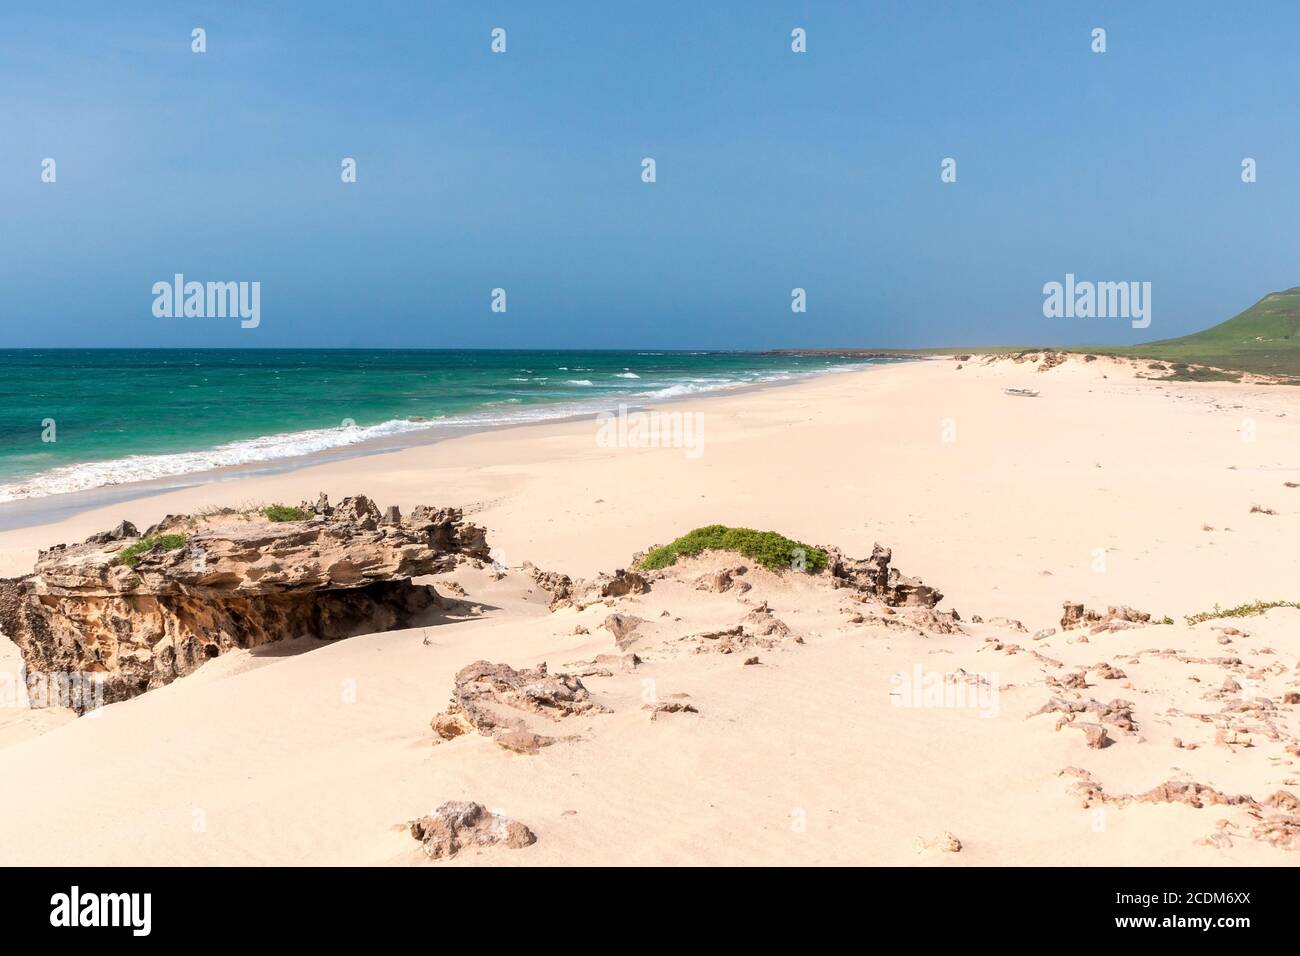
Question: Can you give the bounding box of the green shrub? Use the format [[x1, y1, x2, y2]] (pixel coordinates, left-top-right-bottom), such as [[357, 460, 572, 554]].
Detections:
[[116, 533, 187, 568], [263, 504, 309, 522], [638, 525, 828, 573]]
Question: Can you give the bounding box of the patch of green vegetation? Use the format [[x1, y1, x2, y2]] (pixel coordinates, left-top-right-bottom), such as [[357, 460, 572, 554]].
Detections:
[[638, 524, 828, 574], [1145, 363, 1242, 383], [1157, 615, 1174, 625], [263, 504, 309, 522], [1184, 599, 1300, 626], [116, 533, 187, 568], [1071, 288, 1300, 378], [881, 287, 1300, 379]]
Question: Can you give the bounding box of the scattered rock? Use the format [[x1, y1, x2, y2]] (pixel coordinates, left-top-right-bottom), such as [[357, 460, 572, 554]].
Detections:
[[645, 701, 699, 721], [694, 569, 735, 593], [602, 613, 646, 649], [1061, 601, 1151, 632], [823, 544, 943, 607], [914, 831, 962, 854], [1074, 722, 1110, 749], [1088, 662, 1127, 680], [1215, 728, 1253, 748], [408, 801, 535, 859], [430, 660, 608, 753], [744, 602, 791, 638], [988, 616, 1027, 632], [1033, 696, 1137, 732], [526, 565, 651, 611], [1047, 671, 1089, 690]]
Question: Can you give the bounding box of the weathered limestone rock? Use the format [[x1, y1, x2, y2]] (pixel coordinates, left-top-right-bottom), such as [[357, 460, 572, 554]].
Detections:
[[430, 660, 608, 753], [524, 564, 650, 611], [591, 568, 652, 600], [0, 494, 489, 710], [408, 801, 536, 859], [914, 831, 963, 854], [1061, 601, 1151, 631], [743, 602, 791, 638], [823, 544, 942, 607], [1033, 696, 1138, 733], [645, 699, 699, 721], [694, 569, 736, 593], [602, 613, 646, 649]]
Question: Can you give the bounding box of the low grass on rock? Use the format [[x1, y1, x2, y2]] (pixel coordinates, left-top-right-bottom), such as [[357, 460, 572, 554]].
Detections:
[[263, 504, 310, 522], [116, 534, 187, 568]]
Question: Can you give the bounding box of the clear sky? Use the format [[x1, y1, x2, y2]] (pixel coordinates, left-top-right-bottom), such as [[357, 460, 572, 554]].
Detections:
[[3, 1, 1298, 349]]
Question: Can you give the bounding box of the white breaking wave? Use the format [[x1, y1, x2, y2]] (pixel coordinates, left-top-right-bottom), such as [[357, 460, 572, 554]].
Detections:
[[0, 418, 436, 503], [565, 379, 594, 386], [613, 371, 640, 379], [636, 382, 727, 399], [0, 361, 883, 503]]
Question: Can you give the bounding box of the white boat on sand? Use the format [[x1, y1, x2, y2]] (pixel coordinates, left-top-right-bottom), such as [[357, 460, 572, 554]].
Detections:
[[1004, 387, 1040, 398]]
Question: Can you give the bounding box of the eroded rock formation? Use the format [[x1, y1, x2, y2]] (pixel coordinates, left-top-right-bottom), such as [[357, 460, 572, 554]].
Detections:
[[824, 544, 943, 607], [524, 563, 651, 611], [1060, 601, 1151, 632], [408, 801, 536, 859], [430, 660, 608, 754], [1061, 767, 1300, 851], [0, 494, 488, 709]]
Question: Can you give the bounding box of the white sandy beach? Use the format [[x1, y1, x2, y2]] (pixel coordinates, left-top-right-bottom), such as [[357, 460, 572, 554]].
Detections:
[[1, 354, 1297, 865]]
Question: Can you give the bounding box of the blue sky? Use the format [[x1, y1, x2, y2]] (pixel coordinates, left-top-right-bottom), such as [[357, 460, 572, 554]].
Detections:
[[2, 1, 1298, 349]]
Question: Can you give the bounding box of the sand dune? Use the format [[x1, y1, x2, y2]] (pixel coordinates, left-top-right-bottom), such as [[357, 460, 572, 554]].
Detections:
[[0, 354, 1297, 865]]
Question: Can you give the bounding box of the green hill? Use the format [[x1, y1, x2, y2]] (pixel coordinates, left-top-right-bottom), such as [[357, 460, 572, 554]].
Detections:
[[778, 287, 1300, 379], [1097, 287, 1300, 377]]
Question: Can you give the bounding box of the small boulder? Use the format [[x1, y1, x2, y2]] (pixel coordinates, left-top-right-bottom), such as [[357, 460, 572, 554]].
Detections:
[[408, 801, 536, 859]]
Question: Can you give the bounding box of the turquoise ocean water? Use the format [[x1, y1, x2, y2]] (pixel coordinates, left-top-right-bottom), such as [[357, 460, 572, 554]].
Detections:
[[0, 350, 885, 504]]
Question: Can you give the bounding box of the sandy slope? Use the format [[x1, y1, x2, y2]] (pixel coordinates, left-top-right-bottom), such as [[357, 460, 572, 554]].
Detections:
[[0, 354, 1297, 865]]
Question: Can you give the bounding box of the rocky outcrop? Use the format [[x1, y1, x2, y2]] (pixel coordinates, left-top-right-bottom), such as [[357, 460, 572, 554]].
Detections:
[[602, 613, 647, 649], [1062, 768, 1300, 851], [743, 601, 792, 638], [645, 699, 699, 721], [1033, 696, 1137, 734], [408, 801, 536, 859], [591, 568, 652, 600], [523, 563, 576, 609], [0, 494, 489, 710], [524, 563, 650, 611], [695, 568, 743, 593], [824, 545, 942, 607], [1060, 601, 1151, 632], [431, 660, 608, 753]]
